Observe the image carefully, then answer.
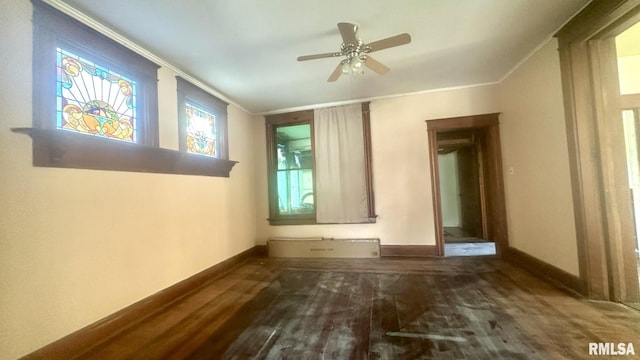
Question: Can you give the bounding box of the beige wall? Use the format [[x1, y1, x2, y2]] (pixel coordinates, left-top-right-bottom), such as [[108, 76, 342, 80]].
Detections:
[[254, 85, 500, 246], [498, 38, 579, 275], [0, 1, 257, 359]]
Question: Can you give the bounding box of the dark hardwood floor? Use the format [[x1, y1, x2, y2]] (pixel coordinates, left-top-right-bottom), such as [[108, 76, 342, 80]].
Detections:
[[31, 256, 640, 359]]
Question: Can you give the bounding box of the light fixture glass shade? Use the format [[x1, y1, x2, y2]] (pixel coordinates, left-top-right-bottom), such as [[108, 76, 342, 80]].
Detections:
[[341, 61, 351, 74], [351, 58, 363, 72]]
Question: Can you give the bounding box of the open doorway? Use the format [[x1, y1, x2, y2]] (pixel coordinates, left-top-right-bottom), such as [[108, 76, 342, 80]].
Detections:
[[437, 130, 495, 257], [616, 20, 640, 299], [555, 0, 640, 303], [427, 113, 508, 258]]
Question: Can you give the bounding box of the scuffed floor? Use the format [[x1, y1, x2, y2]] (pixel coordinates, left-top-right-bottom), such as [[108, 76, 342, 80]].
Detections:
[[35, 257, 640, 359], [190, 258, 640, 359]]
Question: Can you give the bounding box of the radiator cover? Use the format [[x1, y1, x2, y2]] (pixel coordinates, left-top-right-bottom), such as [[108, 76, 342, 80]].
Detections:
[[268, 237, 380, 258]]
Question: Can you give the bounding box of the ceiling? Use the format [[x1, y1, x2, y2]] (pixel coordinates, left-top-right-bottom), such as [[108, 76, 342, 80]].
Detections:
[[52, 0, 590, 114]]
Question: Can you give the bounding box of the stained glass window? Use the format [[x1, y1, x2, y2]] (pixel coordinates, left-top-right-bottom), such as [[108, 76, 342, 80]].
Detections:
[[56, 48, 137, 142], [176, 77, 227, 159], [185, 102, 217, 157]]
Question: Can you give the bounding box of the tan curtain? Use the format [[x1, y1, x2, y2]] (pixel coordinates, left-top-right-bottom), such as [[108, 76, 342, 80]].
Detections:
[[314, 103, 368, 223]]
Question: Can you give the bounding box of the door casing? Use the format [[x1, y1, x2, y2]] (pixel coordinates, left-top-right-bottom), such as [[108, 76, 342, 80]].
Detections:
[[427, 113, 508, 257]]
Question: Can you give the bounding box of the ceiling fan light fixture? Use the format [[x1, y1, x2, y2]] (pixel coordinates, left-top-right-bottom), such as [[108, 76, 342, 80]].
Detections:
[[341, 60, 351, 74], [350, 57, 365, 76], [297, 22, 411, 82]]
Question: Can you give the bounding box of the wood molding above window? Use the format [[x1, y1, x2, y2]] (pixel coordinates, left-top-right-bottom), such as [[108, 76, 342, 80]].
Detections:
[[19, 0, 238, 177]]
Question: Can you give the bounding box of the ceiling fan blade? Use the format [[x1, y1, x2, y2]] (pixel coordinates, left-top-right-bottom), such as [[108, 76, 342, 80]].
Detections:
[[327, 61, 345, 82], [297, 52, 342, 61], [363, 55, 390, 75], [366, 33, 411, 52], [337, 22, 358, 45]]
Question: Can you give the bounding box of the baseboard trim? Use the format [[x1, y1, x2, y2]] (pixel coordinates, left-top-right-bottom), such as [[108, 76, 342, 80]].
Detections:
[[24, 246, 263, 360], [380, 245, 438, 257], [254, 244, 268, 257], [503, 246, 584, 296]]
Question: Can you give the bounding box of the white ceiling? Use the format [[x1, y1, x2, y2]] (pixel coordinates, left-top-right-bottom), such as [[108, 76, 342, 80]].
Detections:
[[53, 0, 590, 114]]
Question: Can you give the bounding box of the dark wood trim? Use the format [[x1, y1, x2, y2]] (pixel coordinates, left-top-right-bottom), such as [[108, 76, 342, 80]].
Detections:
[[362, 102, 377, 220], [380, 245, 438, 258], [12, 128, 237, 177], [426, 113, 501, 131], [427, 129, 445, 257], [253, 244, 268, 257], [176, 76, 229, 160], [32, 0, 160, 147], [265, 110, 316, 224], [265, 105, 377, 225], [484, 123, 508, 257], [23, 246, 264, 360], [426, 113, 507, 258], [555, 0, 640, 43], [266, 217, 317, 226], [504, 246, 584, 296], [556, 0, 640, 302]]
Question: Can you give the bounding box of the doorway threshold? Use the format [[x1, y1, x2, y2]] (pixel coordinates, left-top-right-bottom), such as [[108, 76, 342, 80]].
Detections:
[[445, 242, 496, 257]]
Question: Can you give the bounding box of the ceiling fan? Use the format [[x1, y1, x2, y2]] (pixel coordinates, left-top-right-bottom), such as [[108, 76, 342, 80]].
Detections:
[[297, 22, 411, 82]]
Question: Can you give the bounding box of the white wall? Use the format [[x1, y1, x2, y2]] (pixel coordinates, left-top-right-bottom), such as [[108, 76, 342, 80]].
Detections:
[[439, 152, 461, 227], [498, 38, 579, 275], [254, 85, 500, 246], [0, 1, 257, 358]]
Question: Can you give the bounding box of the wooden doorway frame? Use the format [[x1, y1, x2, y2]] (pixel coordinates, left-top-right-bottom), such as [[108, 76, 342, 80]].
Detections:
[[556, 0, 640, 302], [427, 113, 508, 257]]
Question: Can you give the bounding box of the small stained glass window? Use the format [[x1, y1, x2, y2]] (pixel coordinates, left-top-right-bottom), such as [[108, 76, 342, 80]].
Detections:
[[56, 48, 137, 142], [185, 102, 217, 157]]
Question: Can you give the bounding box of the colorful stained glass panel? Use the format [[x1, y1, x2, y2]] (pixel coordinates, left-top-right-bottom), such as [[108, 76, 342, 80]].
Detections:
[[185, 103, 217, 157], [56, 48, 137, 142]]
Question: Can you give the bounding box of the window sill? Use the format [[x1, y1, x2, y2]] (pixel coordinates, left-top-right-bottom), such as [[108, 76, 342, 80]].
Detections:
[[12, 128, 238, 177], [267, 217, 377, 226], [268, 217, 317, 226]]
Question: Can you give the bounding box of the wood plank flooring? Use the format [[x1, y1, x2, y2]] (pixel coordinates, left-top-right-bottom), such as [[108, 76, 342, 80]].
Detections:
[[32, 256, 640, 359]]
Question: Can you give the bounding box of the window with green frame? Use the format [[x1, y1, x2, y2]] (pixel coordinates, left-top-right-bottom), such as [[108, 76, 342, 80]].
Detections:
[[265, 105, 376, 225]]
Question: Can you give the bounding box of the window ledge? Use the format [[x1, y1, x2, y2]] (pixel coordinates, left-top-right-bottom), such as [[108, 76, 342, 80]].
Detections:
[[267, 217, 377, 226], [12, 128, 238, 177]]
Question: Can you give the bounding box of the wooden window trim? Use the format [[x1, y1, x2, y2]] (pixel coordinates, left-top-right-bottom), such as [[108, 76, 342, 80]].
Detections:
[[31, 0, 159, 146], [12, 127, 237, 177], [362, 102, 377, 221], [555, 0, 640, 301], [17, 1, 238, 177], [265, 103, 377, 225], [176, 76, 229, 160], [266, 110, 317, 225]]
